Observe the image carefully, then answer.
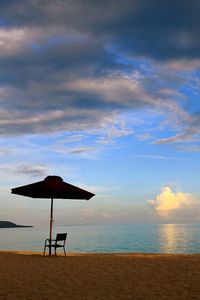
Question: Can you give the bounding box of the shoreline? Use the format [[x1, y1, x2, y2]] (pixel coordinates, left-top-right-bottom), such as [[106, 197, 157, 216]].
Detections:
[[1, 250, 200, 255], [0, 251, 200, 299], [1, 249, 200, 255]]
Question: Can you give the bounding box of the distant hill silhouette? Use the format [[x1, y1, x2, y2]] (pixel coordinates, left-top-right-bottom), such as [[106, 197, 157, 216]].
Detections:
[[0, 221, 33, 228]]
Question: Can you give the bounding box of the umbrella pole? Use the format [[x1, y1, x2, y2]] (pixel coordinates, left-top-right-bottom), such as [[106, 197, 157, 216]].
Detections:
[[49, 197, 54, 256]]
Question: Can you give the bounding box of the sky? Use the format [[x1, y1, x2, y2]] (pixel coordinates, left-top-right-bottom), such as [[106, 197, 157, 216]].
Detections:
[[1, 0, 200, 226]]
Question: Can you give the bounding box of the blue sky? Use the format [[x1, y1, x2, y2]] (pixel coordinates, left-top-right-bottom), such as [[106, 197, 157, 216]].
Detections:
[[1, 0, 200, 226]]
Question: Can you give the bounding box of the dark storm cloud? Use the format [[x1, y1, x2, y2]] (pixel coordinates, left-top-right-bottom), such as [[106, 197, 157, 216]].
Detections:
[[1, 0, 200, 60], [0, 0, 199, 137], [0, 40, 116, 90], [101, 0, 200, 61]]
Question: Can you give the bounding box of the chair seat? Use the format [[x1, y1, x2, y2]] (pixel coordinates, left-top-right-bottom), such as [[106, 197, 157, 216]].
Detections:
[[47, 243, 63, 248]]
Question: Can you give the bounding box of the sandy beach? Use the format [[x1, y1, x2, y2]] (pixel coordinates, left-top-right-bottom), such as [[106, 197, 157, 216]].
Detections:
[[0, 252, 200, 300]]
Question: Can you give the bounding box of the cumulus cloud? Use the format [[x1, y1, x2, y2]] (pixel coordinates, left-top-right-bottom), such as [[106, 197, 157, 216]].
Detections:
[[149, 186, 195, 217]]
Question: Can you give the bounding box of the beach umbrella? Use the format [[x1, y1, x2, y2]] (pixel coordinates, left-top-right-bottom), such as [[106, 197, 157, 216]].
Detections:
[[11, 175, 95, 255]]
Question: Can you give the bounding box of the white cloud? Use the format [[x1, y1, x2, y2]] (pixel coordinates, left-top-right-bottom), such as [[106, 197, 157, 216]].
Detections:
[[149, 186, 195, 217], [161, 59, 200, 71], [0, 27, 30, 56]]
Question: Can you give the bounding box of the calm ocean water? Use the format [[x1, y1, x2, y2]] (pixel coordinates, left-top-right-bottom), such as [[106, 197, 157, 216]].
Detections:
[[0, 224, 200, 253]]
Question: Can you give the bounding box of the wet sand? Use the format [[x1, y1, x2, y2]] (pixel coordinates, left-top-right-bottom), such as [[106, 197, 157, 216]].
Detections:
[[0, 251, 200, 300]]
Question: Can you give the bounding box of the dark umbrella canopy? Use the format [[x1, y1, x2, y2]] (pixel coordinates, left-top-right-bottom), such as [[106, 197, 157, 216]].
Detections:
[[11, 175, 95, 200], [11, 175, 95, 255]]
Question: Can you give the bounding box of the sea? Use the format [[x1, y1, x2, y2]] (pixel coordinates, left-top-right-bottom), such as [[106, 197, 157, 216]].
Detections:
[[0, 223, 200, 254]]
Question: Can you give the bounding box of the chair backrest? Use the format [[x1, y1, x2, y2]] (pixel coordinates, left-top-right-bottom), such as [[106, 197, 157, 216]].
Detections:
[[56, 233, 67, 243]]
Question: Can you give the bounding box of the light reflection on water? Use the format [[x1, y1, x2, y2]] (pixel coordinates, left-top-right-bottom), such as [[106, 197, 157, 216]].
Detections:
[[159, 224, 181, 253], [0, 224, 200, 253], [158, 224, 200, 253]]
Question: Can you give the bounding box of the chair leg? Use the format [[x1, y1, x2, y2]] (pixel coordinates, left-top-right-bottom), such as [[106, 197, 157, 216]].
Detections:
[[63, 246, 66, 256], [43, 245, 46, 256]]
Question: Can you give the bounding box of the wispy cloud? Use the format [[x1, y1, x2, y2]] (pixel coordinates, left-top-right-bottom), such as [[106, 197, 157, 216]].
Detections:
[[0, 148, 12, 155], [177, 144, 200, 152], [154, 127, 200, 145], [67, 147, 95, 155], [132, 155, 178, 160], [16, 164, 49, 178], [60, 134, 86, 144]]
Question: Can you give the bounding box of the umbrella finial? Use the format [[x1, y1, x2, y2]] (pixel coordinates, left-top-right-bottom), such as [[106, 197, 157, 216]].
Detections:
[[44, 175, 63, 182]]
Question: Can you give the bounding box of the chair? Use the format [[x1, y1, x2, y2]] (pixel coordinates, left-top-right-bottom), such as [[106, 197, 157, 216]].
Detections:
[[43, 233, 67, 256]]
